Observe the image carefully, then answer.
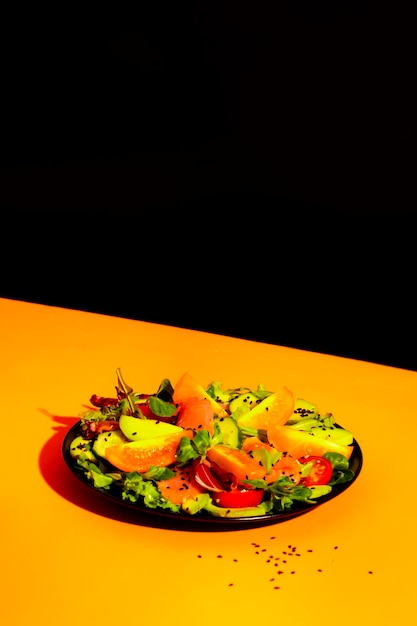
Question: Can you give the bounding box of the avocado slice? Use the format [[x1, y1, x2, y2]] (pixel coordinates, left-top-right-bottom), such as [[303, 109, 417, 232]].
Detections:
[[286, 398, 319, 424], [216, 415, 241, 448], [229, 392, 260, 414], [92, 429, 129, 459], [69, 436, 97, 462], [204, 502, 266, 518], [119, 413, 183, 441], [308, 425, 354, 446]]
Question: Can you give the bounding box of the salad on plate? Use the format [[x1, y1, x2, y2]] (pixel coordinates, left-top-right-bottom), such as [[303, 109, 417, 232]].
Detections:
[[64, 369, 361, 519]]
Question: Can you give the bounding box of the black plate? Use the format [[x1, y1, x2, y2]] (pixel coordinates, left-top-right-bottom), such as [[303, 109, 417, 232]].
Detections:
[[62, 421, 363, 528]]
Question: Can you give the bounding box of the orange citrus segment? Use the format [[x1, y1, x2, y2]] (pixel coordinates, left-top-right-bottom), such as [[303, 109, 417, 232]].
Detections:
[[206, 444, 266, 482], [176, 396, 215, 434], [173, 372, 228, 417], [104, 432, 183, 473]]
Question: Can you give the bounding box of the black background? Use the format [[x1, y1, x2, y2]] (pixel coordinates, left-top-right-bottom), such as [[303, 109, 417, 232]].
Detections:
[[1, 5, 415, 370]]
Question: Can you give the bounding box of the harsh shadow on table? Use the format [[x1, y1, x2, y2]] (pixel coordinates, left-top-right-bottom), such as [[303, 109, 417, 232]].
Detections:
[[38, 411, 281, 532]]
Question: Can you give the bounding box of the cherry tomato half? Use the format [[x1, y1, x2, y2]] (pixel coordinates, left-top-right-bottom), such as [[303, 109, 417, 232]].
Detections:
[[213, 488, 264, 508], [299, 455, 333, 486]]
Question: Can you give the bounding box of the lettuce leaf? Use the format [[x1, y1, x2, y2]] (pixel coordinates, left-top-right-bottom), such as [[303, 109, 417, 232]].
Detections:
[[122, 472, 180, 512]]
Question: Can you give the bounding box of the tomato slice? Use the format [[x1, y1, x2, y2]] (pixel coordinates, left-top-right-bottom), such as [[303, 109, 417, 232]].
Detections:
[[213, 488, 264, 509], [299, 455, 333, 486]]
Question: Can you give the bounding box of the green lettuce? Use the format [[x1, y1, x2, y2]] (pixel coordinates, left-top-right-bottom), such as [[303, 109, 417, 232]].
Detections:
[[122, 472, 180, 512]]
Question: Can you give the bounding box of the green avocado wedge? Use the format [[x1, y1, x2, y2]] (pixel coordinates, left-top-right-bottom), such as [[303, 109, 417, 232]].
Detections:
[[203, 502, 266, 518], [286, 398, 319, 423], [307, 425, 354, 446], [119, 414, 183, 441], [69, 435, 97, 462], [92, 429, 129, 459]]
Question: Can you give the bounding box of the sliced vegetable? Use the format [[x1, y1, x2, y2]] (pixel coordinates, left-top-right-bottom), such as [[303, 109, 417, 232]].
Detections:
[[176, 396, 215, 435], [299, 455, 333, 486], [173, 372, 228, 417], [241, 436, 301, 484], [206, 444, 267, 483], [305, 425, 354, 446], [213, 488, 264, 508], [286, 398, 319, 424], [92, 429, 129, 459], [235, 386, 294, 431], [119, 413, 183, 441], [203, 502, 265, 518], [229, 391, 261, 414], [69, 436, 96, 462], [215, 415, 241, 447], [104, 432, 183, 473], [193, 461, 225, 492], [267, 423, 354, 460]]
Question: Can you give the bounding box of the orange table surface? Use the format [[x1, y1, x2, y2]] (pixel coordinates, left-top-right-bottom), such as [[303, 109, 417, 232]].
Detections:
[[1, 297, 415, 626]]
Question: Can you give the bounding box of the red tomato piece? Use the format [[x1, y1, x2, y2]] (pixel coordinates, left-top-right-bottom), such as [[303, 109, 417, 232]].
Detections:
[[213, 488, 264, 508], [299, 455, 333, 486]]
